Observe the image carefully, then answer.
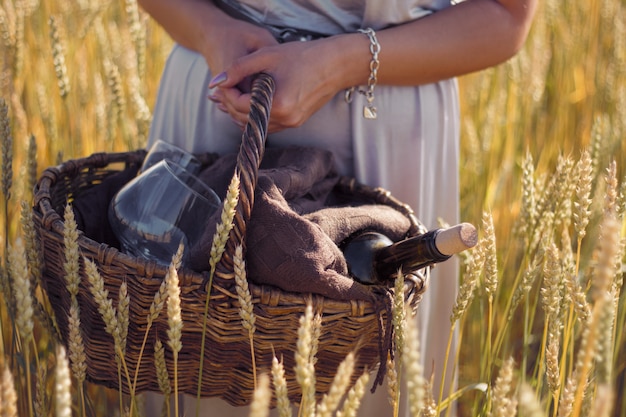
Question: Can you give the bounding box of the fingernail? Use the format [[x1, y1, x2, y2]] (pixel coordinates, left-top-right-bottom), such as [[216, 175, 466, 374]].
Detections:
[[217, 103, 228, 112], [207, 94, 219, 102], [209, 72, 227, 88]]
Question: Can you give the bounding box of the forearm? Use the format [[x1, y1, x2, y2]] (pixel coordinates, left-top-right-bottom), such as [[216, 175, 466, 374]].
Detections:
[[137, 0, 228, 56], [331, 0, 537, 88]]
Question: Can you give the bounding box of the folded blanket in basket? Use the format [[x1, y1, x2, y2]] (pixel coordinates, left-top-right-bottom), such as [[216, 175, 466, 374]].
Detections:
[[190, 146, 412, 301]]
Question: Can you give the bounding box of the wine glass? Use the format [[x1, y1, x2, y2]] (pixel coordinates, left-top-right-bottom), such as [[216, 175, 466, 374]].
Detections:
[[141, 139, 202, 174], [109, 160, 221, 265]]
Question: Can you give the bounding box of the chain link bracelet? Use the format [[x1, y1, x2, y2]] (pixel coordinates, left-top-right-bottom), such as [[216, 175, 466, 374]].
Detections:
[[345, 27, 381, 119]]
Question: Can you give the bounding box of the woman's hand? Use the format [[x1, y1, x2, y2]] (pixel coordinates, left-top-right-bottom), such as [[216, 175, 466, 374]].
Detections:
[[207, 36, 364, 133], [201, 18, 279, 94]]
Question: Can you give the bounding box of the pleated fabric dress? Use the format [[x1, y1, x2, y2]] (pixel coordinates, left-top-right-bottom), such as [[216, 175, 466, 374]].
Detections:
[[144, 1, 460, 415]]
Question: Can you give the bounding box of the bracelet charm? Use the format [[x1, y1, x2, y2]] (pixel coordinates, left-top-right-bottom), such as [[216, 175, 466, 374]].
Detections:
[[345, 27, 381, 120]]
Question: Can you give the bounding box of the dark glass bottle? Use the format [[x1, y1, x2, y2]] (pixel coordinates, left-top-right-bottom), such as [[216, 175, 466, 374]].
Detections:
[[342, 223, 477, 285]]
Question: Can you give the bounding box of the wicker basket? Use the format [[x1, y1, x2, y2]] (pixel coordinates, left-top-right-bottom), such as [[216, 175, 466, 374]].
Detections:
[[32, 74, 429, 406]]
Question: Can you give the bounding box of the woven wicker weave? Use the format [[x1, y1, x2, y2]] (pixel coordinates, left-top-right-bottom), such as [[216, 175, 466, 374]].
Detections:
[[32, 74, 429, 406]]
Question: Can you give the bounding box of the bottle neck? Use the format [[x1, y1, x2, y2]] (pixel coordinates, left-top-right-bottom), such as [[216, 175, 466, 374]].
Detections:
[[374, 229, 451, 279]]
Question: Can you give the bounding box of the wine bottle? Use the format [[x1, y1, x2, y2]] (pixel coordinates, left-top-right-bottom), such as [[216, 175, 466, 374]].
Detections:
[[342, 223, 477, 285]]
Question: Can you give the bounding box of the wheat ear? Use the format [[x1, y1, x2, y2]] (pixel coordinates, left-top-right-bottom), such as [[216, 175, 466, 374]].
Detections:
[[271, 355, 292, 417], [8, 239, 35, 416], [489, 357, 517, 417], [234, 244, 257, 387], [63, 203, 80, 302], [68, 303, 87, 416], [518, 383, 545, 417], [385, 354, 398, 409], [49, 16, 70, 99], [1, 364, 18, 417], [154, 338, 171, 396], [166, 244, 184, 417], [317, 352, 355, 417], [9, 239, 34, 346], [55, 345, 72, 417], [35, 364, 47, 417], [197, 172, 240, 410], [132, 263, 169, 394], [336, 371, 370, 417], [403, 306, 425, 416], [20, 200, 42, 286], [295, 304, 317, 417], [249, 373, 271, 417]]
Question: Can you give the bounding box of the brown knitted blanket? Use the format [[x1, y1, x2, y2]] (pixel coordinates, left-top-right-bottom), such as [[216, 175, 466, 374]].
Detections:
[[189, 146, 412, 301]]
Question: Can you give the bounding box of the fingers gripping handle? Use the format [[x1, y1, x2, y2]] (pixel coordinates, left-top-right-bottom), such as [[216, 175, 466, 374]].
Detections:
[[216, 73, 275, 275]]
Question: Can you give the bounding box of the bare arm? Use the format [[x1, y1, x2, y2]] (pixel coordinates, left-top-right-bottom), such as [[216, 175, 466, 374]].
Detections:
[[372, 0, 538, 86], [137, 0, 278, 78], [139, 0, 537, 130]]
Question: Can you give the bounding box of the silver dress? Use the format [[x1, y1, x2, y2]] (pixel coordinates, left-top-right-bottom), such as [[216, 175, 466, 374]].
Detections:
[[146, 1, 459, 415]]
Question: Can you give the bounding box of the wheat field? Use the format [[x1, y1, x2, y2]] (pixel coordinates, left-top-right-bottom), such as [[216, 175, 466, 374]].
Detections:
[[0, 0, 625, 416]]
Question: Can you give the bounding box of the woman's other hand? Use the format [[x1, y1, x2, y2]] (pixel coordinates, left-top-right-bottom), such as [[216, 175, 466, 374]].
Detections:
[[207, 35, 367, 133]]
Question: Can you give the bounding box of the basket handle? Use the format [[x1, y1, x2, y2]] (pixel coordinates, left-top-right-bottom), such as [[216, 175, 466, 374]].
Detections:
[[215, 73, 275, 276]]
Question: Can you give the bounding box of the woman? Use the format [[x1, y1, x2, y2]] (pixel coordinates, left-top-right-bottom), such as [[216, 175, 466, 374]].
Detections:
[[137, 0, 536, 415]]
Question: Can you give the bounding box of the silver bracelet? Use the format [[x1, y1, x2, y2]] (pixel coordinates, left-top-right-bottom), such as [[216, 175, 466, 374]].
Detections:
[[345, 27, 381, 119]]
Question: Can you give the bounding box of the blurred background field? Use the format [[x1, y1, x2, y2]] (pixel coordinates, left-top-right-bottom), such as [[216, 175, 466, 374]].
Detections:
[[1, 0, 625, 416]]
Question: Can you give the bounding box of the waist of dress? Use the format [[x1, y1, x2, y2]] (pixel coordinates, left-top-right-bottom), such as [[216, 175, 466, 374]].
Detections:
[[214, 0, 330, 43]]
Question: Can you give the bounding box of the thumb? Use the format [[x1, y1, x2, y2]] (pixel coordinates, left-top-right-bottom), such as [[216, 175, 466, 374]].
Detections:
[[208, 54, 267, 89]]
